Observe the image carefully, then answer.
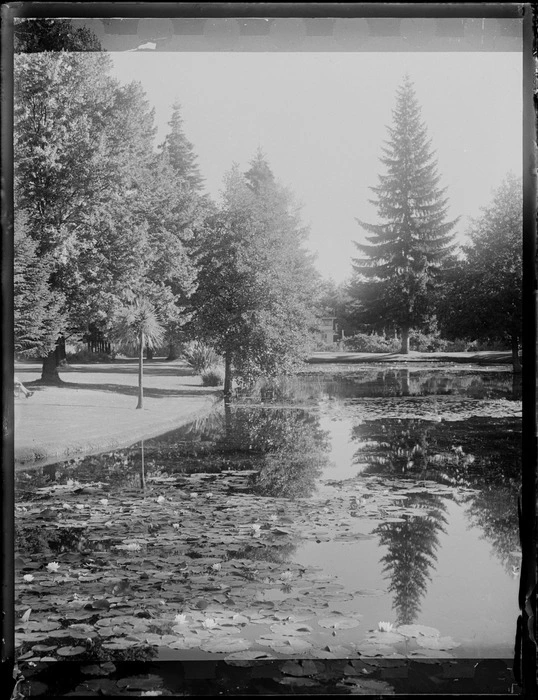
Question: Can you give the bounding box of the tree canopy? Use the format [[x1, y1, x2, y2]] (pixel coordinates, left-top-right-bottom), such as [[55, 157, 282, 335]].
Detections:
[[188, 152, 320, 394], [437, 173, 522, 370]]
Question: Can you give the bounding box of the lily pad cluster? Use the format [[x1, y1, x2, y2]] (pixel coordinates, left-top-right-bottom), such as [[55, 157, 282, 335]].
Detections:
[[15, 467, 465, 667]]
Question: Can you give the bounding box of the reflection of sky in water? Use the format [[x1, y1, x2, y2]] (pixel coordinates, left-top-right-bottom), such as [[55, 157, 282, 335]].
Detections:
[[294, 497, 518, 658], [283, 370, 520, 657]]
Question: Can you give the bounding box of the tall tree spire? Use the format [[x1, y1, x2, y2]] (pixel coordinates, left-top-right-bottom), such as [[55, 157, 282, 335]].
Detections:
[[350, 76, 458, 353], [160, 102, 204, 191]]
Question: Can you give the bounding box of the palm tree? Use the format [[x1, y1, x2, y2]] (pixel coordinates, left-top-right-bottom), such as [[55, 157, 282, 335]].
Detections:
[[112, 298, 165, 409]]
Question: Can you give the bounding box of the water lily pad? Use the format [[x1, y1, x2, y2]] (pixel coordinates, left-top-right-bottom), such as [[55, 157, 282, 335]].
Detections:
[[269, 622, 314, 636], [278, 677, 318, 687], [356, 643, 396, 657], [416, 635, 460, 650], [397, 624, 440, 639], [200, 636, 251, 653], [409, 648, 454, 658], [318, 616, 360, 630], [225, 650, 276, 662], [56, 645, 86, 656], [364, 630, 405, 645]]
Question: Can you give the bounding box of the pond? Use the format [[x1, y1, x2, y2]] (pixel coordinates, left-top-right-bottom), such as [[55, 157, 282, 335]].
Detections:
[[14, 366, 522, 692]]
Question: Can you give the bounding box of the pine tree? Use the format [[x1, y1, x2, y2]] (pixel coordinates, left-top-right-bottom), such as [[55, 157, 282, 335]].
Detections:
[[160, 102, 204, 191], [351, 76, 458, 353]]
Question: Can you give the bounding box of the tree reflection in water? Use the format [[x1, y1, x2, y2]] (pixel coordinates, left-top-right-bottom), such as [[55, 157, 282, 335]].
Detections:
[[218, 403, 331, 498], [374, 493, 448, 625], [352, 414, 521, 614]]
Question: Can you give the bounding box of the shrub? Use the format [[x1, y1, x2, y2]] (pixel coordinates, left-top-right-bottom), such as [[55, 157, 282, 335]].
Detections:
[[181, 341, 220, 374], [201, 368, 224, 386], [344, 332, 400, 353], [409, 331, 448, 352], [66, 348, 114, 363]]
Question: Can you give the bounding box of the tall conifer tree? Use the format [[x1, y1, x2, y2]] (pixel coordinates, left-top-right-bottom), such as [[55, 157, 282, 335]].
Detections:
[[160, 102, 204, 191], [351, 76, 457, 353]]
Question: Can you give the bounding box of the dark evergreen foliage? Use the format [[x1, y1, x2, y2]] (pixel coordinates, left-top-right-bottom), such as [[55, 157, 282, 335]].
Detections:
[[159, 102, 204, 192], [350, 76, 458, 353], [14, 18, 103, 52]]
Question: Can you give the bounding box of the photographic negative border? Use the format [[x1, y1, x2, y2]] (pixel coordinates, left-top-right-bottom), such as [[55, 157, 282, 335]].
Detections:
[[2, 3, 535, 696]]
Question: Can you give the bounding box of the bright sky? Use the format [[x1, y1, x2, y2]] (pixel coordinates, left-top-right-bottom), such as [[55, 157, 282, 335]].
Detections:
[[109, 51, 522, 284]]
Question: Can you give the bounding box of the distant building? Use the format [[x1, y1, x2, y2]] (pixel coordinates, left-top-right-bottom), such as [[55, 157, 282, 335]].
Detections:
[[319, 316, 338, 344]]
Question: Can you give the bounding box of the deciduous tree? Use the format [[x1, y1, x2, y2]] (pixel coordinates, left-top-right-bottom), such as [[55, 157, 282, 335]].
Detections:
[[437, 173, 522, 372], [189, 153, 320, 395]]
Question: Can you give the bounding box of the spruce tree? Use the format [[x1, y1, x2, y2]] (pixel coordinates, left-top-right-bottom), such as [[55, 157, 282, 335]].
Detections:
[[160, 102, 204, 191], [351, 76, 458, 353]]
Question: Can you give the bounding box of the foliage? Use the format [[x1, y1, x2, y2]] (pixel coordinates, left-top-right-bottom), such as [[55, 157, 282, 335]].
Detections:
[[189, 152, 320, 393], [316, 278, 357, 339], [436, 173, 522, 371], [201, 369, 224, 387], [14, 218, 65, 358], [344, 332, 400, 353], [14, 50, 205, 383], [111, 298, 165, 355], [110, 298, 165, 409], [181, 341, 220, 374], [409, 329, 448, 352], [159, 102, 205, 192], [350, 75, 458, 353], [14, 18, 102, 52], [65, 348, 115, 364]]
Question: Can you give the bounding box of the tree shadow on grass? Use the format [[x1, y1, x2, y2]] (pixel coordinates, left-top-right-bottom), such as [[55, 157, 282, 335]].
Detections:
[[60, 361, 197, 378], [23, 380, 220, 399]]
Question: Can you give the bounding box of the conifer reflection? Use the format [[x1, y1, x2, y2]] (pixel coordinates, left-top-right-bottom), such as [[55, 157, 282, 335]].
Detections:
[[373, 493, 448, 625]]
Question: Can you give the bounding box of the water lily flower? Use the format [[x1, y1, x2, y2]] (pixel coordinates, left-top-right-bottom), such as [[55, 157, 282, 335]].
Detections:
[[99, 499, 109, 506], [23, 574, 34, 582], [75, 504, 85, 510], [156, 496, 165, 504], [206, 492, 213, 498], [172, 523, 180, 530], [202, 617, 218, 630], [190, 492, 198, 499], [251, 524, 261, 532], [211, 563, 221, 572], [47, 562, 60, 573], [280, 570, 293, 581], [62, 503, 72, 510], [174, 613, 188, 624], [124, 543, 141, 551], [270, 514, 278, 522], [378, 621, 394, 632]]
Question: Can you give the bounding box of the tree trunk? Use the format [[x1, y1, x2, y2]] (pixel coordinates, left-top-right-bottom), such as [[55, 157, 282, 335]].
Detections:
[[140, 440, 146, 492], [41, 349, 62, 384], [400, 326, 410, 354], [511, 335, 522, 374], [224, 349, 232, 398], [137, 331, 144, 409], [400, 368, 410, 395], [56, 336, 66, 365], [167, 342, 180, 361]]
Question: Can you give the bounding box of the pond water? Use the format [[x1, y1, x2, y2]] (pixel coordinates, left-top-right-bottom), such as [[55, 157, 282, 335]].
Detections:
[[14, 366, 522, 671]]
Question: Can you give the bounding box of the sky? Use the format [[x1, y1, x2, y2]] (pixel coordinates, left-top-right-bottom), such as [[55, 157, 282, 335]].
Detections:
[[109, 51, 522, 284]]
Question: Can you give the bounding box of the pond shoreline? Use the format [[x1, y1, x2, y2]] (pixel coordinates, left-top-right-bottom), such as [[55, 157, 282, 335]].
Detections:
[[306, 350, 514, 365], [13, 354, 515, 469]]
